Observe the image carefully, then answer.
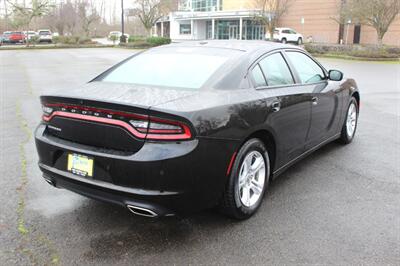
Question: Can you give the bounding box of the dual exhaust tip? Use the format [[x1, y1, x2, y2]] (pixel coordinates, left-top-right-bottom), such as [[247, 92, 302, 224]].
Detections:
[[126, 204, 158, 218]]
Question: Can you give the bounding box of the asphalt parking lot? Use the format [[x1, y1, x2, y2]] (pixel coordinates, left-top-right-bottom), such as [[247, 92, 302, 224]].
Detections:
[[0, 48, 399, 265]]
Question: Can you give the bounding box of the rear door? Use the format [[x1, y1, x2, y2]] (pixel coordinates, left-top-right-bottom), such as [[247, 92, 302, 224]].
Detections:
[[250, 51, 312, 168], [285, 50, 342, 149]]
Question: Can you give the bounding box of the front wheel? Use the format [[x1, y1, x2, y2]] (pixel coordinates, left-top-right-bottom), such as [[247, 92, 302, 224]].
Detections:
[[338, 97, 359, 144], [220, 138, 270, 219]]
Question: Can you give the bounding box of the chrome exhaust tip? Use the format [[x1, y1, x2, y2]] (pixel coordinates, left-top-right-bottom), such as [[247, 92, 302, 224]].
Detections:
[[126, 205, 158, 218], [44, 177, 55, 186]]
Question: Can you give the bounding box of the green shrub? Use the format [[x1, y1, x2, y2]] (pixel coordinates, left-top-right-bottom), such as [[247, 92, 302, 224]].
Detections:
[[29, 35, 40, 44], [146, 36, 171, 46], [109, 35, 119, 44], [52, 36, 61, 44], [128, 35, 146, 43], [304, 43, 400, 59], [51, 36, 91, 45]]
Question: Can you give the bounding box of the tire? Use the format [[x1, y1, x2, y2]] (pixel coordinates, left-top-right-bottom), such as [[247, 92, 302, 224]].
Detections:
[[338, 97, 359, 144], [281, 38, 287, 44], [297, 37, 303, 45], [220, 138, 270, 219]]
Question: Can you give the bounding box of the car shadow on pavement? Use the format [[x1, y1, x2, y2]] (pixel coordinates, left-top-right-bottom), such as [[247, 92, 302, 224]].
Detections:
[[73, 141, 345, 260]]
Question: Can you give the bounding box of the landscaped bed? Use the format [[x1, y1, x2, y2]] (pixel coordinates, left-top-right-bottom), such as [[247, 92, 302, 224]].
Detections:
[[304, 43, 400, 61]]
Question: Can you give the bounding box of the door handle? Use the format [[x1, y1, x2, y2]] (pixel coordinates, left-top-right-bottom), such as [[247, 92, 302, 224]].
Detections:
[[271, 101, 281, 112], [311, 97, 318, 105]]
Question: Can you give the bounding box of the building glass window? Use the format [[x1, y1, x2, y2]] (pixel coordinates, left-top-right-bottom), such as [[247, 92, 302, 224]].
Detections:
[[180, 24, 191, 35], [192, 0, 220, 11], [242, 20, 265, 40], [205, 19, 265, 40]]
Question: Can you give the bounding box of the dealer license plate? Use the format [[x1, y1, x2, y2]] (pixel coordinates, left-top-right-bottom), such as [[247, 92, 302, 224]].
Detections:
[[67, 153, 94, 177]]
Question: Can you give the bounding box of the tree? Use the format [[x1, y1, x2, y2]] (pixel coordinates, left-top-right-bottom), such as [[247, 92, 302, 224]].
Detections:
[[133, 0, 174, 36], [253, 0, 293, 41], [46, 2, 77, 36], [77, 0, 100, 37], [343, 0, 400, 45], [8, 0, 53, 45]]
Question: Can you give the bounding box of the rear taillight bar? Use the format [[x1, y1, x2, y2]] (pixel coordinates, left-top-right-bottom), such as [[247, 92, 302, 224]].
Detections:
[[42, 103, 192, 141]]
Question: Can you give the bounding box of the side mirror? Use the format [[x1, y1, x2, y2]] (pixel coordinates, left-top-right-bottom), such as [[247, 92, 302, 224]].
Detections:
[[328, 70, 343, 81]]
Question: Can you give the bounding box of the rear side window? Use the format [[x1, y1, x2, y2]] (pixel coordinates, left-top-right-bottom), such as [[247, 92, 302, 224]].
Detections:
[[286, 52, 326, 84], [251, 64, 267, 87], [258, 53, 294, 86]]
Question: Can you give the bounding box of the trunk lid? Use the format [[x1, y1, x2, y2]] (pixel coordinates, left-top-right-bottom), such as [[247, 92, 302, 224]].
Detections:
[[41, 82, 197, 153]]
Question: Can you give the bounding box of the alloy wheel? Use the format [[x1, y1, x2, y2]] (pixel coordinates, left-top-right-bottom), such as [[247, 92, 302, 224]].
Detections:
[[346, 102, 357, 137], [238, 151, 266, 207]]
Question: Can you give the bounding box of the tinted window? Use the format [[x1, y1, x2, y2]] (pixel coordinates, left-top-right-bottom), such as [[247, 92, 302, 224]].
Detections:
[[102, 48, 238, 89], [286, 52, 325, 84], [179, 24, 191, 35], [258, 53, 294, 86], [251, 64, 267, 87], [282, 30, 290, 34]]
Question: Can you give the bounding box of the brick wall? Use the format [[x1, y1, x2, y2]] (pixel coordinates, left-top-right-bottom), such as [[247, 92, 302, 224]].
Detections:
[[278, 0, 341, 43]]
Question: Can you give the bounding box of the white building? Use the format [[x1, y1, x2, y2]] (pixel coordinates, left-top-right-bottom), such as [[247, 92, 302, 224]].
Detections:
[[154, 0, 268, 41]]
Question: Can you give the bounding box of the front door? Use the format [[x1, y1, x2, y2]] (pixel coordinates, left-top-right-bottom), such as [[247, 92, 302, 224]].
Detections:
[[285, 51, 342, 149], [229, 25, 238, 39]]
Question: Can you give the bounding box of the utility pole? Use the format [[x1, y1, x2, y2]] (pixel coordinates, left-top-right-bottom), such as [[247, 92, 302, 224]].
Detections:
[[120, 0, 126, 43]]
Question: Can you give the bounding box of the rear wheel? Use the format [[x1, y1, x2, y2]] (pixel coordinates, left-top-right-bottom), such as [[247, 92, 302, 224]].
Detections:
[[297, 37, 303, 45], [220, 138, 270, 219], [281, 38, 287, 44], [338, 97, 358, 144]]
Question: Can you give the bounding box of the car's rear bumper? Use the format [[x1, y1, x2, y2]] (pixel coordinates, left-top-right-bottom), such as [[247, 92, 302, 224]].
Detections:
[[35, 123, 239, 216], [40, 163, 180, 216]]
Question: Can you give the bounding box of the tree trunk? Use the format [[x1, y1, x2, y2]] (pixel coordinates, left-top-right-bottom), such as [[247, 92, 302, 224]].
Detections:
[[147, 27, 152, 37], [376, 29, 385, 47], [268, 23, 275, 41]]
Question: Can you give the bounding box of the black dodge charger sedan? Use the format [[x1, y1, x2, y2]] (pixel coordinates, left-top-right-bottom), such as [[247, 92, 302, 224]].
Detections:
[[35, 41, 359, 219]]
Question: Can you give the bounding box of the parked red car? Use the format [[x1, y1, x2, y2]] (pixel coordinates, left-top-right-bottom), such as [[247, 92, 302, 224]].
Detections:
[[9, 31, 25, 43]]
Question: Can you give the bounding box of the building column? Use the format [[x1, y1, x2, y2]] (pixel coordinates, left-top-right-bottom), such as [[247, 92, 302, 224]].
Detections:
[[239, 17, 243, 40], [161, 22, 164, 37], [191, 19, 194, 39], [212, 18, 215, 39]]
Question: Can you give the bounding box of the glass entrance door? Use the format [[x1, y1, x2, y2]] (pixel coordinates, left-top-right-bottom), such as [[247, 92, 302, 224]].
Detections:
[[229, 25, 238, 39]]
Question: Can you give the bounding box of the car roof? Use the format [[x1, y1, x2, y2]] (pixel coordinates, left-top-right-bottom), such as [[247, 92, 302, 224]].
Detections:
[[165, 40, 291, 53]]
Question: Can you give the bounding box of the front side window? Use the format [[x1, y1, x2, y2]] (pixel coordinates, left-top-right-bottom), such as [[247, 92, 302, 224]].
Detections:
[[286, 52, 326, 84], [258, 53, 294, 86], [101, 48, 240, 89], [179, 24, 191, 35]]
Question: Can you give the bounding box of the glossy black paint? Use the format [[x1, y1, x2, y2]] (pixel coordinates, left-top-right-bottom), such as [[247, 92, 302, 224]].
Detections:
[[35, 41, 359, 216]]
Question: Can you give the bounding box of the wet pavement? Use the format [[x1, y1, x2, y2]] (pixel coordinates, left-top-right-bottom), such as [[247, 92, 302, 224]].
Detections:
[[0, 48, 399, 265]]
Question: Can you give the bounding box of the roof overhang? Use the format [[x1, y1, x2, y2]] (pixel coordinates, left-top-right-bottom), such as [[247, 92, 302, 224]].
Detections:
[[157, 10, 272, 22]]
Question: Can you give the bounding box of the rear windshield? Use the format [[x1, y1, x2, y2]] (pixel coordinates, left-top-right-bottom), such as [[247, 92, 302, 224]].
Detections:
[[39, 31, 50, 35], [101, 47, 240, 89]]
